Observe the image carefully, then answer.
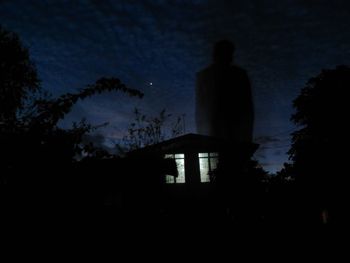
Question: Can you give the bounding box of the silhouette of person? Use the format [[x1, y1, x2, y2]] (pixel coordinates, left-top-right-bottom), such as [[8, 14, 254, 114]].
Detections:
[[195, 40, 254, 143], [195, 40, 255, 222]]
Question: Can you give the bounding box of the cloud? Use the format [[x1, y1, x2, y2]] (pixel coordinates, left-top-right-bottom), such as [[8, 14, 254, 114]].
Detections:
[[255, 136, 281, 144]]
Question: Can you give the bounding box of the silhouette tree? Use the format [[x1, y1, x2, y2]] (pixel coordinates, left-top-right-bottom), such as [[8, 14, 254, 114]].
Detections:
[[275, 162, 296, 182], [31, 78, 143, 131], [117, 107, 185, 153], [0, 26, 143, 160], [267, 163, 299, 226], [289, 65, 350, 225], [0, 25, 40, 126], [0, 26, 143, 197], [0, 26, 152, 227]]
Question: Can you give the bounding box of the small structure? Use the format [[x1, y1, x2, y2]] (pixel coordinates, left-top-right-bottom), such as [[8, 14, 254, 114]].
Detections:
[[124, 133, 259, 218], [129, 133, 258, 188]]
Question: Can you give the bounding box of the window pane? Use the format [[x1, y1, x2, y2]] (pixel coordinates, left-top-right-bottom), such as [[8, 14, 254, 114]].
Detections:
[[210, 157, 219, 171], [165, 175, 175, 184], [198, 153, 209, 158], [199, 158, 210, 182], [209, 152, 219, 157], [175, 159, 185, 183], [164, 153, 185, 184]]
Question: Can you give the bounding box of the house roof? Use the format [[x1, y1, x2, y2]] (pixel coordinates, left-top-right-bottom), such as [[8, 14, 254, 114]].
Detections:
[[128, 133, 259, 156]]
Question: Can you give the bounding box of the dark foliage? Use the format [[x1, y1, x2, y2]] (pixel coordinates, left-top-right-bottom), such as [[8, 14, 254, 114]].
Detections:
[[289, 65, 350, 225], [0, 26, 144, 160], [117, 107, 185, 153], [0, 26, 39, 125], [31, 78, 143, 131], [0, 27, 148, 226]]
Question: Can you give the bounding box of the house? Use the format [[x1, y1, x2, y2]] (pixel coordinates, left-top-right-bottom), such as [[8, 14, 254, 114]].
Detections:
[[72, 133, 258, 222], [128, 133, 258, 198], [125, 133, 259, 221]]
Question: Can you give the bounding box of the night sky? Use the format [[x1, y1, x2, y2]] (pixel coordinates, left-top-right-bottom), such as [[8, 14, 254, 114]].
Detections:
[[1, 0, 350, 173]]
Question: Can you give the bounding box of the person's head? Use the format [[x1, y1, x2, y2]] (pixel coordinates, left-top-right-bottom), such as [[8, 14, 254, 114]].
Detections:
[[213, 39, 235, 65]]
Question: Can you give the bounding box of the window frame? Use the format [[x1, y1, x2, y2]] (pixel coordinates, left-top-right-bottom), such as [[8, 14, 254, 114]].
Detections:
[[164, 153, 185, 184], [198, 152, 219, 183]]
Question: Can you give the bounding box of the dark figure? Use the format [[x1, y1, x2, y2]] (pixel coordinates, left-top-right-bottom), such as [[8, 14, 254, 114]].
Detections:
[[195, 40, 254, 143], [196, 40, 256, 224]]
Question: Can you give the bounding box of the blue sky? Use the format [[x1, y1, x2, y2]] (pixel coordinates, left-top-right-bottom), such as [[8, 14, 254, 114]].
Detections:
[[1, 0, 350, 172]]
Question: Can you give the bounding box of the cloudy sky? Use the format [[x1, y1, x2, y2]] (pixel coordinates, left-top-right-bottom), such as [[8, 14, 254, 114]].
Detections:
[[1, 0, 350, 172]]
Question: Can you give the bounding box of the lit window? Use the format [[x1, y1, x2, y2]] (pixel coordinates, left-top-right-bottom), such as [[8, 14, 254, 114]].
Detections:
[[165, 154, 185, 184], [165, 175, 175, 184], [198, 152, 219, 183]]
